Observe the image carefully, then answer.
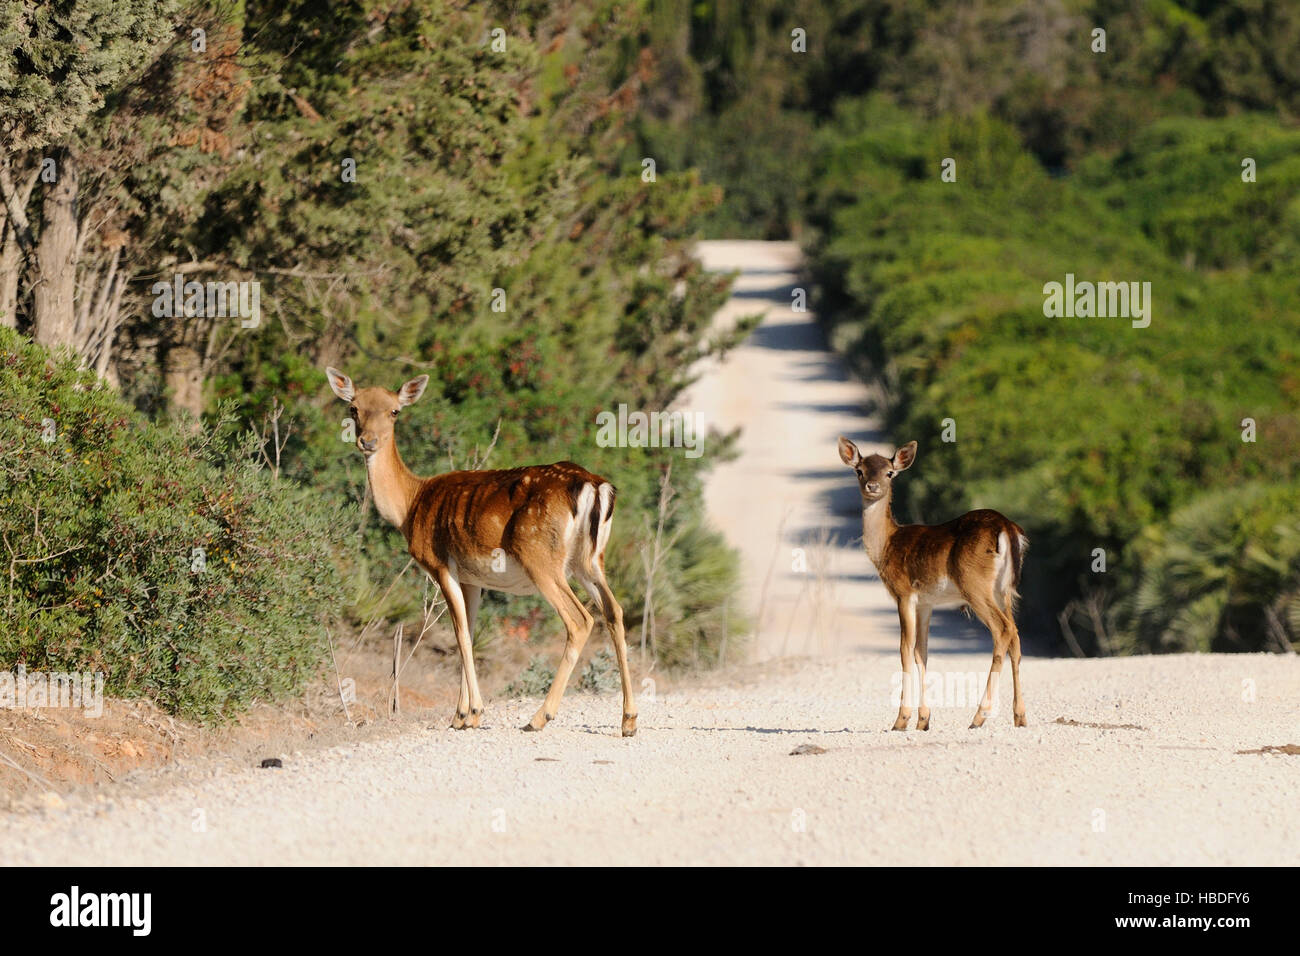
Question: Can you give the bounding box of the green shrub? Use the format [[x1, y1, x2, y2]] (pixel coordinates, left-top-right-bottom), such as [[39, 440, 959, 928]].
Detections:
[[503, 649, 622, 697], [504, 657, 556, 699], [1125, 483, 1300, 654], [806, 99, 1300, 653], [578, 649, 619, 695], [0, 329, 345, 720]]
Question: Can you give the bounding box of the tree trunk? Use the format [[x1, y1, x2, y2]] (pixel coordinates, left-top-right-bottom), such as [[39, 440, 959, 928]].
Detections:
[[33, 147, 79, 349], [163, 341, 205, 424], [0, 217, 18, 328]]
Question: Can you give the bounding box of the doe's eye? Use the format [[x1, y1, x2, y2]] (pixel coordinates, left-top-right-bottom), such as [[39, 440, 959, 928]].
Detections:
[[391, 409, 399, 417]]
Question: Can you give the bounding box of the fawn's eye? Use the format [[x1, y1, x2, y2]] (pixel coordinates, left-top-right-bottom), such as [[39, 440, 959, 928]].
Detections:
[[348, 405, 357, 416], [391, 408, 399, 417], [886, 471, 895, 478]]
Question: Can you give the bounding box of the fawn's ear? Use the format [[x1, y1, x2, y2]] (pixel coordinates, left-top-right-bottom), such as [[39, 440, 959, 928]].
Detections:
[[397, 374, 429, 407], [892, 441, 918, 472], [838, 436, 861, 467], [325, 366, 354, 402]]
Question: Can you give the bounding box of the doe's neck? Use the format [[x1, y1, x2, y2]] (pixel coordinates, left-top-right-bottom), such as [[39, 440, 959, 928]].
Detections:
[[861, 494, 898, 568], [365, 437, 423, 530]]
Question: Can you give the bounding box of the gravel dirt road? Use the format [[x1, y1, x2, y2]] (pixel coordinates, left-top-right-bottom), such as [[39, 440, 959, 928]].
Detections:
[[2, 652, 1295, 865], [686, 241, 911, 659], [1, 241, 1294, 866]]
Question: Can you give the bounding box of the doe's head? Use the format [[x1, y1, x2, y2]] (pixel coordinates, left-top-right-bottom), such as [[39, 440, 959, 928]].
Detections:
[[325, 366, 428, 458], [838, 437, 916, 503]]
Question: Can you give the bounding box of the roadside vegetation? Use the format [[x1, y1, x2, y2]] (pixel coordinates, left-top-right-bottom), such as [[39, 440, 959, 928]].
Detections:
[[636, 0, 1300, 653], [6, 0, 1297, 711], [0, 327, 344, 720], [1, 0, 746, 719]]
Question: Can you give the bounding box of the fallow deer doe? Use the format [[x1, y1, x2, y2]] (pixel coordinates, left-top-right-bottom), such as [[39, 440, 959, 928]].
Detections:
[[838, 438, 1029, 730], [327, 367, 636, 737]]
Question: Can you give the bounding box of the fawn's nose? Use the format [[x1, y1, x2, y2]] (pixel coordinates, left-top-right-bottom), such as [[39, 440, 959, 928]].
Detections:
[[359, 437, 377, 453], [865, 481, 881, 494]]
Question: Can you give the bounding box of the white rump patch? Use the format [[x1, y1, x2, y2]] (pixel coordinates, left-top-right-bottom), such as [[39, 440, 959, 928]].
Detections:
[[595, 482, 615, 557], [994, 531, 1014, 598], [565, 483, 598, 575]]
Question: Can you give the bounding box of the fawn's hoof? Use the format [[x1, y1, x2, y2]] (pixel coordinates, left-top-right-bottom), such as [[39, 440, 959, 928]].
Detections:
[[622, 713, 638, 737], [522, 710, 552, 732], [916, 716, 930, 731], [1014, 713, 1028, 728]]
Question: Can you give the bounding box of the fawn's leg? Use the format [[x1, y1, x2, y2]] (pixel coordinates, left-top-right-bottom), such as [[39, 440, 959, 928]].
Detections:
[[523, 571, 594, 732], [992, 582, 1027, 728], [893, 596, 918, 731], [456, 667, 469, 727], [1008, 620, 1027, 727], [579, 559, 637, 737], [461, 584, 483, 727], [970, 599, 1011, 729], [434, 566, 483, 729], [914, 605, 932, 731]]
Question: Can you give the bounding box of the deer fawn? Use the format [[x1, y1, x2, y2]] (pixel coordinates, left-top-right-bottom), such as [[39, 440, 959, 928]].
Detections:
[[327, 367, 636, 737], [838, 437, 1028, 731]]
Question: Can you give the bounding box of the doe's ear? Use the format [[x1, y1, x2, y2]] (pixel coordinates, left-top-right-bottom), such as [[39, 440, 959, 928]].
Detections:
[[892, 440, 918, 472], [397, 374, 429, 407], [837, 436, 861, 467], [325, 366, 354, 402]]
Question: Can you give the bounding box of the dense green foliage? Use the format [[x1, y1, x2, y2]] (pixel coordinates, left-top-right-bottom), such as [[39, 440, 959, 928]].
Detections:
[[193, 0, 745, 668], [8, 0, 1296, 680], [1, 0, 746, 713], [1130, 483, 1300, 654], [0, 327, 345, 719], [806, 101, 1300, 652], [636, 0, 1300, 237], [0, 0, 179, 150], [635, 0, 1300, 653]]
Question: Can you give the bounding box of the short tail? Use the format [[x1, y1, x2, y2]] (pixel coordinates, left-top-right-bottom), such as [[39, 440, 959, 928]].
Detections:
[[594, 483, 616, 561], [1008, 526, 1028, 609], [576, 481, 617, 569]]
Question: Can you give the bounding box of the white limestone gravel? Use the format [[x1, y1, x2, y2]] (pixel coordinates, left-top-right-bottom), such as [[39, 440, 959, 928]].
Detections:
[[0, 651, 1295, 865]]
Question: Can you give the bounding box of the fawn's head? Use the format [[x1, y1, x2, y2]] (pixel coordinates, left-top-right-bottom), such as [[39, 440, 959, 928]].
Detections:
[[326, 366, 428, 458], [838, 437, 917, 503]]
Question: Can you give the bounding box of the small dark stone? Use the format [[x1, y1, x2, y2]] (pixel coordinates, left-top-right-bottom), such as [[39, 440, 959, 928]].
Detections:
[[260, 758, 283, 769], [592, 760, 613, 765], [789, 744, 827, 756], [534, 757, 559, 762]]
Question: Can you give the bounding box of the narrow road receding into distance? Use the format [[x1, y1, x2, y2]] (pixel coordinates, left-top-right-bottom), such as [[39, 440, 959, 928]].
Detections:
[[685, 240, 982, 660], [1, 242, 1295, 866]]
